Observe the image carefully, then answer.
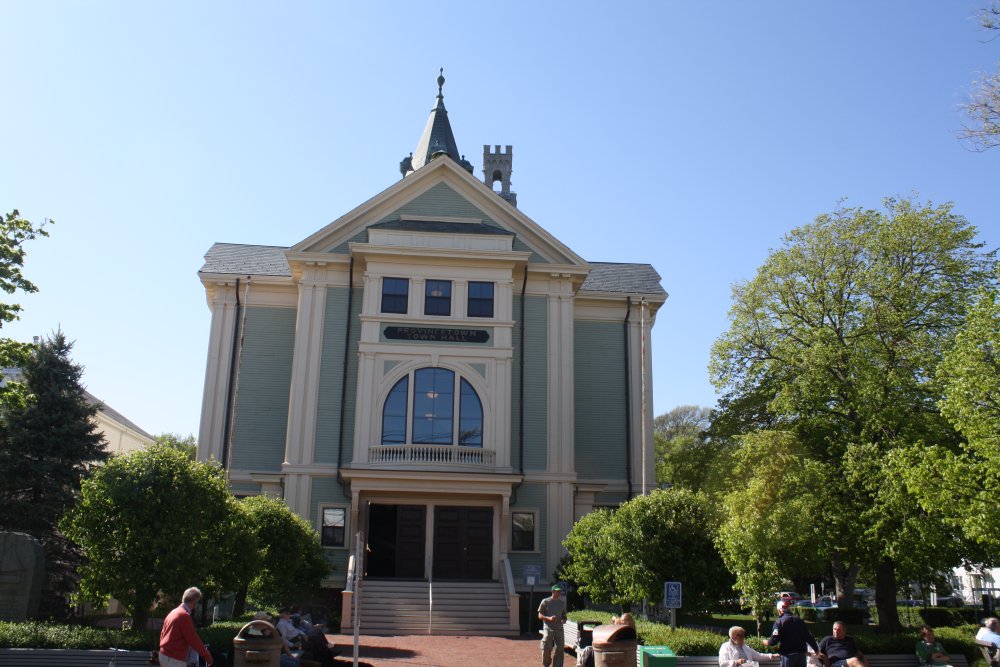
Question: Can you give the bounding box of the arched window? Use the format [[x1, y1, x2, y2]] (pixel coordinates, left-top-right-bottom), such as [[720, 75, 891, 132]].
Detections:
[[381, 368, 484, 448]]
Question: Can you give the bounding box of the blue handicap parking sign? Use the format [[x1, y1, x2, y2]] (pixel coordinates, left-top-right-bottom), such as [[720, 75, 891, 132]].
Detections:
[[664, 581, 682, 608]]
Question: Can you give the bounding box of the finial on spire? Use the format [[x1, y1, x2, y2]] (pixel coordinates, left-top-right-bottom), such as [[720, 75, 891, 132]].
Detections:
[[437, 68, 445, 100]]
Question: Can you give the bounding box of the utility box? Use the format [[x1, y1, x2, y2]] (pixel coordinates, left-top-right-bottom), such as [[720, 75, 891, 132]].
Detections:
[[641, 645, 677, 667], [592, 624, 638, 667], [233, 619, 283, 667]]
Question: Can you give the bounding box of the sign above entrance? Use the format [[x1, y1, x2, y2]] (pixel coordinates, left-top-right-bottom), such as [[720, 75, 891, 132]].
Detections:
[[384, 326, 490, 344]]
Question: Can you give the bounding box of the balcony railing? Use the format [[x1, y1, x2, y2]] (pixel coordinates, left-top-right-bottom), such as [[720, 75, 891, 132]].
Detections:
[[368, 444, 496, 466]]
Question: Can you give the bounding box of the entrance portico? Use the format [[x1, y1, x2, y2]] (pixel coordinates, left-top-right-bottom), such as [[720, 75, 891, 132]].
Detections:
[[341, 469, 522, 582]]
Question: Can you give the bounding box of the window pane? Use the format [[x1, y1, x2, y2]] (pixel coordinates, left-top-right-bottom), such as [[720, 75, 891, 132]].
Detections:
[[512, 512, 534, 551], [381, 376, 408, 444], [381, 277, 409, 314], [467, 281, 494, 318], [458, 378, 483, 447], [412, 368, 454, 444], [424, 280, 452, 316], [322, 508, 346, 547]]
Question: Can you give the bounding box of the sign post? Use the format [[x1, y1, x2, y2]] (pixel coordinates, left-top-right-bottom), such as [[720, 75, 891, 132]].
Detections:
[[664, 581, 682, 629], [524, 565, 542, 634]]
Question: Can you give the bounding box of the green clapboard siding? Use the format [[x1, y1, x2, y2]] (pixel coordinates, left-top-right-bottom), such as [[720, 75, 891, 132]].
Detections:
[[508, 483, 548, 581], [511, 296, 548, 471], [310, 477, 352, 578], [330, 228, 368, 254], [331, 181, 550, 263], [230, 307, 296, 471], [315, 287, 363, 464], [574, 321, 627, 480]]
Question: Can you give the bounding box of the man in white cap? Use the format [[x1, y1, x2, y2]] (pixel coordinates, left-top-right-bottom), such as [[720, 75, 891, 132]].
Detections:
[[538, 584, 568, 667], [764, 599, 818, 667]]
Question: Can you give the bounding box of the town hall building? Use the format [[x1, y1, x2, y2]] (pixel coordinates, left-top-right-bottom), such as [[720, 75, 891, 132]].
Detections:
[[196, 72, 666, 634]]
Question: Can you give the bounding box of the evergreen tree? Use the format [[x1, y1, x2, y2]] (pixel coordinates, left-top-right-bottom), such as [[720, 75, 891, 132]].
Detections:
[[0, 332, 107, 613]]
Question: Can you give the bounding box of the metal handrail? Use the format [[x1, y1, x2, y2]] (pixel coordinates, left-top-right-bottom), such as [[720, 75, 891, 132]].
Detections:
[[500, 557, 515, 609]]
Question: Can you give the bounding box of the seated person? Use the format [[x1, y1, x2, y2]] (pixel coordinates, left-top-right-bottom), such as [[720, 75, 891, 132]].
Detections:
[[611, 613, 636, 627], [916, 625, 952, 667], [276, 608, 307, 648], [978, 618, 1000, 648], [720, 625, 779, 667], [819, 621, 869, 667]]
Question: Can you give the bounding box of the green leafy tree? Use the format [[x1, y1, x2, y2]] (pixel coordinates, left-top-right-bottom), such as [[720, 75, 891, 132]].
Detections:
[[236, 495, 331, 610], [654, 406, 730, 491], [154, 433, 197, 460], [60, 445, 233, 630], [0, 209, 49, 401], [0, 332, 107, 613], [710, 197, 995, 630], [900, 281, 1000, 554], [716, 431, 831, 633], [560, 508, 620, 606], [562, 489, 730, 615]]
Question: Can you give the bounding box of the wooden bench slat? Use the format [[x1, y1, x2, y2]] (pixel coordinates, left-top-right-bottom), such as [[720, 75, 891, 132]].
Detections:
[[0, 648, 152, 666]]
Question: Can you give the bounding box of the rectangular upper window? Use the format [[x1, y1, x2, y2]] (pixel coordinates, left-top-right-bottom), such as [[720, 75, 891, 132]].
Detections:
[[467, 281, 494, 318], [511, 510, 536, 552], [424, 280, 452, 316], [381, 278, 409, 314], [321, 507, 346, 547]]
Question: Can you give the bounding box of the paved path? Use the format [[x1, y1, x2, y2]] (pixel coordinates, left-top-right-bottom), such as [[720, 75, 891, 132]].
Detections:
[[327, 632, 552, 667]]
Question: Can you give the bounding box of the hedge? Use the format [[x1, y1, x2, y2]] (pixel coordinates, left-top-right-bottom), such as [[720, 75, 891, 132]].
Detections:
[[568, 612, 984, 661], [0, 619, 246, 651]]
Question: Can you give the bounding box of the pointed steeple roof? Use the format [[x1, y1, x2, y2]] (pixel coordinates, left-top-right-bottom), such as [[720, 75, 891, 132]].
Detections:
[[410, 69, 461, 171]]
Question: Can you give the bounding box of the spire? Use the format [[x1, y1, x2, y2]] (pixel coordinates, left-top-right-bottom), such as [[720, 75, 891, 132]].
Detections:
[[406, 68, 464, 174]]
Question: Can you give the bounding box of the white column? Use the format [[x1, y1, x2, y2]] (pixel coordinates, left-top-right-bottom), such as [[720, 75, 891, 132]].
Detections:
[[198, 282, 238, 464], [284, 264, 328, 467]]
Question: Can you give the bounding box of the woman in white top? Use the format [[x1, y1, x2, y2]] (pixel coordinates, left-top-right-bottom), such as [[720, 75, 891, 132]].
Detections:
[[720, 626, 780, 667]]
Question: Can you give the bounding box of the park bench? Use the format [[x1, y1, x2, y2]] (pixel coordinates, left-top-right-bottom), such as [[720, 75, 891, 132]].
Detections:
[[976, 639, 999, 667], [0, 647, 154, 665]]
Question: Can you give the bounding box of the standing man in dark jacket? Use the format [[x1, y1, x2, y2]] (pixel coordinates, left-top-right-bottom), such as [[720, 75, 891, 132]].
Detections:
[[764, 600, 819, 667]]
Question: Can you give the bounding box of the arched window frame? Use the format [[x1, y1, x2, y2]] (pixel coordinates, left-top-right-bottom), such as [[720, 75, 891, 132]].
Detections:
[[379, 364, 487, 448]]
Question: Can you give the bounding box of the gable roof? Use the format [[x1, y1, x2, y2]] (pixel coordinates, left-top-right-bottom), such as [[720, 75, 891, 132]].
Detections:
[[368, 219, 515, 236], [291, 156, 587, 266], [199, 242, 664, 296]]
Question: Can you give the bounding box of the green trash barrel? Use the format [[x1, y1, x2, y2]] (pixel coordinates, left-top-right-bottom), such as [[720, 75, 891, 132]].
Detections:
[[641, 645, 677, 667]]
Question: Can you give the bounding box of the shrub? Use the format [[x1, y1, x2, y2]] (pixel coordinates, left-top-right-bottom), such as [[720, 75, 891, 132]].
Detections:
[[793, 606, 817, 622], [0, 620, 244, 652], [918, 607, 980, 627], [826, 607, 867, 625]]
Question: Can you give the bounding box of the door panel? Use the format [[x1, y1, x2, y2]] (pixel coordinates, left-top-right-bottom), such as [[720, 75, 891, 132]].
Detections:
[[433, 507, 493, 580], [366, 504, 425, 579]]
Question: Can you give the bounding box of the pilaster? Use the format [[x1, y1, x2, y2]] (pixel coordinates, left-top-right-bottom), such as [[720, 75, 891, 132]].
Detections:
[[198, 283, 238, 464], [284, 263, 329, 467]]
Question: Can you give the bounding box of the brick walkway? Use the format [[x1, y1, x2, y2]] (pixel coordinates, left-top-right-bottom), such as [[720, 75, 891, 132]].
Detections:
[[327, 632, 556, 667]]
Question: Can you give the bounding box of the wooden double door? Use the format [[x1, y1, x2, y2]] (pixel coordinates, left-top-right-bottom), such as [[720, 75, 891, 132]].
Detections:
[[365, 504, 492, 581]]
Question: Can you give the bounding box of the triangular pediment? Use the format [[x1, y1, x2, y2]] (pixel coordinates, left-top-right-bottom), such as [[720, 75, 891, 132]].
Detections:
[[292, 157, 586, 267]]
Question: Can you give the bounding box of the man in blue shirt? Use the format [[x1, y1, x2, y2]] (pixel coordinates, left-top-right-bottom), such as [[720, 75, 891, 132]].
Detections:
[[764, 600, 819, 667]]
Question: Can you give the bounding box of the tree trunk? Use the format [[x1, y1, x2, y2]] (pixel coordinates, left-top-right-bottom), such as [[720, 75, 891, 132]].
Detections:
[[133, 600, 151, 634], [874, 557, 902, 632], [832, 558, 859, 608], [232, 584, 248, 618]]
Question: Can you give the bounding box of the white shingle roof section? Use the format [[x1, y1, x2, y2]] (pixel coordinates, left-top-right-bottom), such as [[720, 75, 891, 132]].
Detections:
[[580, 262, 666, 295], [200, 243, 291, 276], [200, 244, 664, 295]]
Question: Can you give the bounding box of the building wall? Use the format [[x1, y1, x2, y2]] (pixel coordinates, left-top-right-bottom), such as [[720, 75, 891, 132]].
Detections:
[[230, 306, 296, 471], [314, 287, 363, 465], [574, 320, 628, 480], [511, 295, 548, 472], [507, 482, 549, 585]]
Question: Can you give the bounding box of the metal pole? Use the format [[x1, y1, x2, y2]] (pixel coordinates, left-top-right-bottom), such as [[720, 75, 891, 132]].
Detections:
[[353, 531, 362, 667], [640, 298, 647, 495]]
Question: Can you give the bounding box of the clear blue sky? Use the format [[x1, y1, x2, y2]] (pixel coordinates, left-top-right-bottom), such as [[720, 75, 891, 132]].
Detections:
[[2, 1, 998, 438]]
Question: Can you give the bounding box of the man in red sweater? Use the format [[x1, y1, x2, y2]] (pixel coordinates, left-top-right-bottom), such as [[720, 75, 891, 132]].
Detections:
[[159, 587, 213, 667]]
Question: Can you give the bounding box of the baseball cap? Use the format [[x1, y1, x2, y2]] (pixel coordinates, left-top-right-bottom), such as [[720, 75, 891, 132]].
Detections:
[[551, 584, 563, 591]]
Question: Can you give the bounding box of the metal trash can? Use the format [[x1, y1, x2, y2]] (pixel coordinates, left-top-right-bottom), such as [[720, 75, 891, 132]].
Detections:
[[233, 619, 283, 667], [641, 645, 677, 667], [592, 623, 638, 667]]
